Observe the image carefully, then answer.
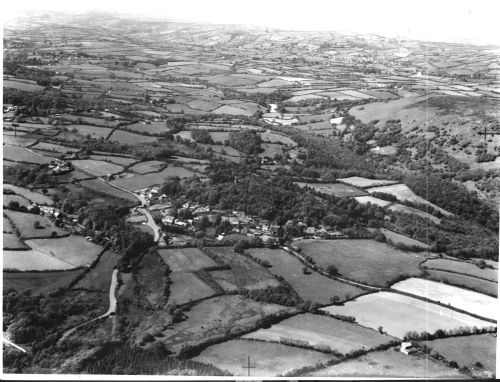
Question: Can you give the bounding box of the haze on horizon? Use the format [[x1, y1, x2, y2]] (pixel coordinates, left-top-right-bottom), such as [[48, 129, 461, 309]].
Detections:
[[3, 0, 500, 46]]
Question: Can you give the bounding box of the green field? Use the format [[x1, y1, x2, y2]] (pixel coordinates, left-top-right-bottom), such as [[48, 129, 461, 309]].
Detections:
[[67, 124, 113, 139], [169, 271, 219, 305], [128, 160, 166, 174], [375, 228, 430, 249], [88, 154, 138, 166], [423, 258, 497, 282], [295, 239, 425, 287], [193, 338, 335, 376], [422, 334, 496, 378], [71, 159, 124, 177], [4, 194, 31, 208], [4, 249, 79, 271], [108, 129, 158, 144], [31, 141, 80, 153], [3, 270, 82, 295], [121, 121, 170, 135], [4, 184, 54, 205], [73, 250, 119, 291], [308, 348, 464, 378], [425, 269, 498, 297], [247, 248, 364, 304], [242, 313, 395, 354], [158, 248, 217, 272], [111, 166, 201, 191], [294, 182, 368, 197], [3, 145, 53, 164], [4, 210, 67, 239], [77, 179, 139, 205], [3, 233, 29, 250]]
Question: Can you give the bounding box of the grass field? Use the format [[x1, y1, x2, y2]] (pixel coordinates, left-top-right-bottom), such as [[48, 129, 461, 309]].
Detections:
[[423, 259, 497, 282], [391, 278, 498, 320], [3, 233, 29, 250], [3, 270, 82, 295], [3, 145, 54, 164], [3, 216, 14, 233], [128, 160, 166, 174], [247, 248, 364, 304], [259, 131, 297, 147], [108, 129, 158, 144], [67, 124, 113, 139], [295, 182, 368, 197], [169, 271, 219, 305], [158, 248, 217, 272], [32, 141, 80, 153], [3, 184, 54, 205], [4, 194, 31, 208], [4, 249, 79, 271], [71, 159, 124, 176], [242, 313, 394, 354], [4, 210, 67, 239], [366, 184, 451, 216], [388, 203, 441, 224], [321, 291, 493, 338], [88, 154, 138, 166], [295, 239, 425, 287], [205, 247, 280, 291], [158, 295, 295, 354], [111, 166, 201, 191], [122, 121, 170, 135], [78, 179, 139, 205], [376, 228, 430, 249], [3, 79, 45, 91], [73, 251, 119, 291], [307, 348, 464, 378], [422, 334, 496, 378], [354, 196, 393, 208], [425, 270, 498, 297], [193, 338, 335, 377], [26, 236, 102, 269]]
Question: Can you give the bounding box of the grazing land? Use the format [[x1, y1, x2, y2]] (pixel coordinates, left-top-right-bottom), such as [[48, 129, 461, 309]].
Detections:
[[158, 248, 217, 272], [423, 259, 497, 282], [3, 194, 31, 207], [71, 159, 124, 177], [4, 210, 67, 238], [374, 228, 430, 249], [3, 145, 54, 164], [78, 179, 140, 205], [73, 251, 119, 291], [422, 334, 496, 378], [391, 278, 498, 321], [111, 166, 201, 191], [4, 249, 79, 271], [242, 313, 394, 354], [307, 348, 465, 378], [247, 248, 364, 304], [128, 160, 166, 174], [3, 270, 82, 295], [321, 292, 493, 338], [108, 129, 158, 144], [295, 182, 368, 197], [338, 177, 399, 189], [168, 272, 219, 305], [295, 239, 425, 287], [193, 339, 335, 377], [3, 233, 29, 250], [425, 269, 498, 297]]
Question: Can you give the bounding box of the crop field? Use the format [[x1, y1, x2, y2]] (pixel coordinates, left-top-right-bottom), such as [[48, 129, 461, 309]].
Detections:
[[3, 184, 54, 205], [366, 184, 451, 216], [247, 248, 364, 304], [205, 247, 280, 291], [338, 176, 399, 189], [32, 141, 80, 153], [376, 228, 430, 249], [4, 194, 31, 207], [354, 196, 392, 208], [121, 121, 170, 135], [423, 259, 497, 282], [321, 291, 493, 338], [391, 278, 498, 320], [3, 270, 82, 295], [158, 248, 217, 272], [294, 239, 425, 287], [108, 129, 158, 144], [67, 124, 113, 139], [71, 159, 124, 176], [158, 295, 295, 354], [169, 271, 219, 305], [111, 166, 201, 191], [422, 334, 496, 378], [294, 182, 368, 197], [128, 160, 166, 174], [88, 154, 137, 166], [242, 313, 394, 354], [193, 339, 335, 377], [4, 210, 67, 239], [3, 145, 54, 164], [77, 179, 139, 204], [425, 270, 497, 297], [73, 251, 119, 291], [308, 348, 464, 378], [26, 236, 102, 269]]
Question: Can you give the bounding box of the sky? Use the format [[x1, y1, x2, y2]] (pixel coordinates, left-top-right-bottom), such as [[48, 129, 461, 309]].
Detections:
[[3, 0, 500, 45]]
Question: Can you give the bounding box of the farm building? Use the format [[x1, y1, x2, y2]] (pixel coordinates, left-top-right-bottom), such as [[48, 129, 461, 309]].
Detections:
[[400, 342, 417, 355]]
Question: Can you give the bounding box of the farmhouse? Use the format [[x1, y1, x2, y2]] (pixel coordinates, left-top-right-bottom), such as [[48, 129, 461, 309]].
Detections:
[[400, 341, 417, 355]]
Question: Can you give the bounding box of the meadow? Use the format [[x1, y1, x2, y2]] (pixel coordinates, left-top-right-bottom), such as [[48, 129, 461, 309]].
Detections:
[[425, 269, 497, 297], [158, 248, 217, 272], [423, 259, 497, 282], [71, 159, 124, 177], [294, 182, 367, 197], [3, 270, 82, 295]]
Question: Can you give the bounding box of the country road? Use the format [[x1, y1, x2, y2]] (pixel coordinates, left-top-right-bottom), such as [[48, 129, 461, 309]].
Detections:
[[2, 338, 28, 353]]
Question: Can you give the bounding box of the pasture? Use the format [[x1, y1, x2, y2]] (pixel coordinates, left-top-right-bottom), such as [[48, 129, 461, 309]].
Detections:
[[26, 236, 102, 269], [294, 182, 367, 197], [425, 269, 497, 297], [247, 248, 364, 304], [3, 79, 45, 91], [4, 249, 78, 271], [294, 239, 425, 287], [73, 251, 119, 291], [391, 278, 498, 321], [122, 121, 170, 135], [3, 233, 29, 250], [88, 154, 138, 166], [321, 291, 493, 338], [193, 339, 335, 377], [3, 270, 82, 295], [422, 334, 496, 378], [108, 129, 158, 144], [3, 184, 54, 205], [308, 348, 464, 378], [3, 210, 67, 239], [339, 176, 399, 189], [242, 313, 394, 354], [158, 295, 295, 354], [158, 248, 217, 272], [168, 272, 218, 305], [32, 141, 80, 153], [67, 124, 113, 139], [128, 160, 166, 174], [78, 179, 140, 205], [71, 159, 124, 177], [111, 166, 201, 191], [388, 203, 441, 224], [376, 228, 430, 249], [423, 258, 497, 282], [354, 196, 392, 208], [3, 145, 53, 164], [4, 194, 31, 208]]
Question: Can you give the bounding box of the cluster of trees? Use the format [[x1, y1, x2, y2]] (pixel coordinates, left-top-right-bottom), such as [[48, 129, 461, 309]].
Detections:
[[403, 325, 496, 342], [241, 282, 301, 307], [222, 88, 292, 107], [3, 88, 66, 114], [228, 130, 263, 155], [4, 163, 57, 188], [191, 129, 214, 144]]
